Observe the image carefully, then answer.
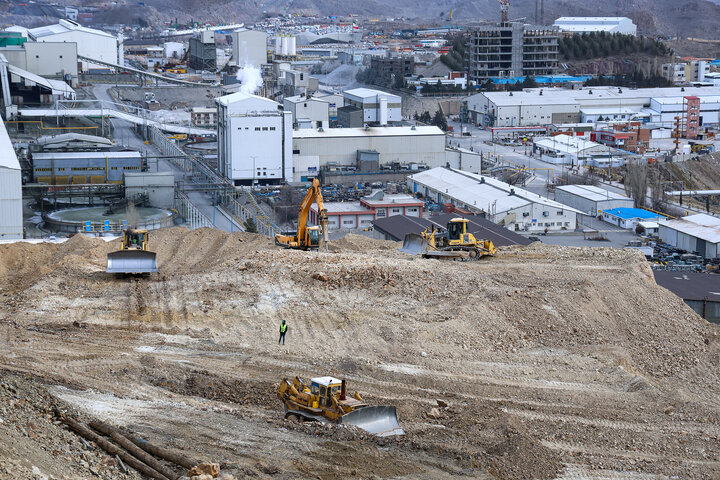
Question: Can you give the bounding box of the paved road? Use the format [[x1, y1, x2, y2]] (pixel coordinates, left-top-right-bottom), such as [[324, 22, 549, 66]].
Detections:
[[90, 85, 241, 232]]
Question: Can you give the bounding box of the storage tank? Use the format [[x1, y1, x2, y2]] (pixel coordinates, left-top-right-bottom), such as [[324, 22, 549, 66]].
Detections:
[[379, 95, 388, 126], [275, 36, 282, 55], [288, 36, 296, 56]]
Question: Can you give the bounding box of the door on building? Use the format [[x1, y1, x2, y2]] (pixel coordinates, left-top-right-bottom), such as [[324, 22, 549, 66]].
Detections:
[[696, 238, 707, 257]]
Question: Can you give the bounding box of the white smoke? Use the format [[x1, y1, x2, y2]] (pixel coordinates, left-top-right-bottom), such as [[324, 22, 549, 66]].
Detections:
[[236, 63, 263, 95]]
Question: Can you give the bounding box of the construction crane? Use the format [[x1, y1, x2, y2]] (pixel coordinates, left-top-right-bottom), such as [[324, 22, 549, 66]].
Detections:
[[497, 0, 510, 23], [274, 178, 329, 250], [278, 375, 404, 437]]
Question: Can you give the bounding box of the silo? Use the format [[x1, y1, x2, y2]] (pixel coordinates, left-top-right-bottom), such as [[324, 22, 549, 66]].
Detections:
[[288, 36, 296, 56]]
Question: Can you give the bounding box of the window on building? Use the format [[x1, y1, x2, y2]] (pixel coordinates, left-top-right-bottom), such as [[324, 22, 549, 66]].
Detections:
[[255, 127, 261, 131], [293, 149, 300, 154], [343, 220, 354, 225], [270, 127, 276, 131], [391, 208, 400, 213], [262, 127, 268, 131]]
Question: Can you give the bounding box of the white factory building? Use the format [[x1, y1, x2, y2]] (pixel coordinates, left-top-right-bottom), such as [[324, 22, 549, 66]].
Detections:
[[232, 29, 268, 67], [553, 17, 637, 36], [659, 214, 720, 259], [216, 91, 293, 186], [0, 119, 23, 240], [407, 167, 580, 232], [0, 39, 79, 87], [340, 88, 401, 127], [532, 134, 629, 167], [467, 86, 720, 128], [554, 184, 634, 216], [291, 126, 446, 182], [283, 95, 329, 129], [10, 20, 122, 71]]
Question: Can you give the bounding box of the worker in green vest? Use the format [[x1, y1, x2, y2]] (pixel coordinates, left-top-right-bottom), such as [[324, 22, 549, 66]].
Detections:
[[278, 320, 288, 345]]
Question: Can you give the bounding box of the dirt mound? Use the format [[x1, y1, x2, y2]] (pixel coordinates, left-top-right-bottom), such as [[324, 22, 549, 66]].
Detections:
[[328, 233, 400, 253]]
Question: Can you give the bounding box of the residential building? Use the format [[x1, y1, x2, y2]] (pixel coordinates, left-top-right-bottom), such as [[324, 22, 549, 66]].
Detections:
[[662, 60, 710, 84], [0, 118, 22, 240], [466, 22, 558, 83], [554, 184, 634, 215], [216, 91, 292, 186], [191, 107, 217, 128], [369, 55, 415, 78], [659, 213, 720, 259], [339, 88, 401, 127], [600, 207, 666, 230], [232, 29, 268, 67], [283, 95, 329, 129], [553, 17, 637, 36], [407, 167, 580, 232]]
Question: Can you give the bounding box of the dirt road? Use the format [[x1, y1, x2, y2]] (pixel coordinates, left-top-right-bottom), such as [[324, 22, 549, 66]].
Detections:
[[1, 229, 719, 479]]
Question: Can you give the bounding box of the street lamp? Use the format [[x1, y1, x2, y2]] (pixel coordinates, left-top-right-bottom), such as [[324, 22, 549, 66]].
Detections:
[[249, 155, 258, 189]]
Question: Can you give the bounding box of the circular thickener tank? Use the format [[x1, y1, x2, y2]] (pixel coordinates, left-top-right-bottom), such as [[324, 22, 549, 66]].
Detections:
[[43, 206, 176, 233]]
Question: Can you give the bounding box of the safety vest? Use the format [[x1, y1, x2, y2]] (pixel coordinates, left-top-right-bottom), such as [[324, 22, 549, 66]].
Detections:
[[280, 323, 287, 333]]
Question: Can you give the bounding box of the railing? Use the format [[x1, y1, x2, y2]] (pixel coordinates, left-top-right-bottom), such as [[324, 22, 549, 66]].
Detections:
[[174, 190, 214, 230]]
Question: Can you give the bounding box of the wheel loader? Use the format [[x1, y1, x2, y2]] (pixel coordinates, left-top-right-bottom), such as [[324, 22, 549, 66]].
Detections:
[[277, 376, 404, 437], [106, 229, 158, 274], [400, 218, 496, 261]]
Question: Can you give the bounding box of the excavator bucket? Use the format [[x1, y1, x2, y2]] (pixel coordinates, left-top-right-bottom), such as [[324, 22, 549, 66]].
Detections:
[[106, 250, 158, 274], [399, 233, 428, 255], [340, 406, 404, 437]]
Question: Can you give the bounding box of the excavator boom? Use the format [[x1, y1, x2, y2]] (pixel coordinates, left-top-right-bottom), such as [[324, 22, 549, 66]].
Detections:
[[275, 178, 328, 250]]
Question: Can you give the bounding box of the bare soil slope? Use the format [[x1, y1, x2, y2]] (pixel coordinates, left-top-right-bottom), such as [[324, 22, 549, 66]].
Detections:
[[1, 229, 719, 479]]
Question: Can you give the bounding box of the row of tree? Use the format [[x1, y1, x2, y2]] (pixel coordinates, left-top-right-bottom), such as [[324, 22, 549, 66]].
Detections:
[[559, 32, 673, 61], [439, 34, 466, 71], [584, 70, 672, 88], [413, 109, 448, 131]]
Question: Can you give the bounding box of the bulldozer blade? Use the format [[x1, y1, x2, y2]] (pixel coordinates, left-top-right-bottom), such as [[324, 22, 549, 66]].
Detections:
[[106, 250, 158, 274], [340, 406, 404, 437], [399, 233, 428, 256]]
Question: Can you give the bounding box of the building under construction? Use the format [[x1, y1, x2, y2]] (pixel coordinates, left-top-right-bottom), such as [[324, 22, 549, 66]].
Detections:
[[466, 22, 559, 83]]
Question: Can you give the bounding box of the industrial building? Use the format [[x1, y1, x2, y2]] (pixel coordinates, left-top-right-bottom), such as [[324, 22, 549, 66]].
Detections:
[[283, 95, 329, 129], [654, 270, 720, 323], [291, 126, 445, 182], [31, 151, 142, 184], [0, 118, 22, 240], [189, 30, 216, 71], [308, 191, 423, 230], [466, 86, 720, 128], [407, 167, 580, 232], [12, 20, 122, 72], [124, 172, 174, 209], [466, 22, 559, 83], [338, 88, 401, 127], [216, 91, 292, 186], [313, 92, 344, 122], [532, 134, 629, 166], [232, 29, 268, 67], [0, 32, 79, 87], [1, 53, 76, 115], [600, 207, 665, 230], [553, 17, 637, 35], [662, 60, 710, 83], [659, 214, 720, 259], [555, 184, 634, 215], [369, 55, 415, 78]]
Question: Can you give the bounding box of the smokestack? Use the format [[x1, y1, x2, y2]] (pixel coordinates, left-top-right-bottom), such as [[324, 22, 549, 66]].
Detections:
[[340, 380, 347, 400]]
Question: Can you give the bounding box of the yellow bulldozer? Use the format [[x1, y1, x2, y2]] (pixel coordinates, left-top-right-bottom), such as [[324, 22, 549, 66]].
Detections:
[[106, 229, 158, 274], [278, 376, 404, 437], [400, 218, 496, 261]]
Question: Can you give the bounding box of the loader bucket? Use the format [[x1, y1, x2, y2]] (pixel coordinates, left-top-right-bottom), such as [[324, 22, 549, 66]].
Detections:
[[340, 406, 404, 437], [106, 250, 158, 274], [399, 233, 428, 256]]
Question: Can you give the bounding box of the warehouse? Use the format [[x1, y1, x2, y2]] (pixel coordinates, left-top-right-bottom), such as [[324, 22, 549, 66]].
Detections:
[[407, 167, 580, 232], [32, 151, 142, 184], [22, 20, 121, 71], [532, 134, 626, 166], [216, 91, 293, 186], [555, 184, 634, 215], [466, 86, 720, 128], [659, 214, 720, 259], [291, 126, 445, 181], [553, 17, 637, 35], [654, 270, 720, 323], [600, 207, 666, 230], [0, 119, 22, 240]]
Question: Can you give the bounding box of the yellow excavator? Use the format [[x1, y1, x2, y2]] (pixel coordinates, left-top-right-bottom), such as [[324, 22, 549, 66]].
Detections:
[[278, 376, 404, 437], [274, 178, 329, 250], [106, 229, 158, 274], [400, 218, 496, 261]]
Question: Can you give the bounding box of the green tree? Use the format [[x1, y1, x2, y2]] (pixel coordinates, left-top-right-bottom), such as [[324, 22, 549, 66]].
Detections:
[[432, 109, 448, 131], [243, 218, 258, 233]]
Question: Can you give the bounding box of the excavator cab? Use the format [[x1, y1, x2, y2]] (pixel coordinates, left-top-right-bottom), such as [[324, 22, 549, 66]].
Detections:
[[447, 219, 466, 241], [306, 226, 321, 249]]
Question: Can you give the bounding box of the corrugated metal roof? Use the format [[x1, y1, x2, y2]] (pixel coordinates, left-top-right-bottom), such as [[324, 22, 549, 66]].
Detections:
[[659, 214, 720, 244], [534, 134, 603, 155], [0, 120, 20, 170], [343, 87, 400, 101], [603, 207, 665, 220], [28, 20, 115, 39], [5, 62, 74, 96], [292, 126, 443, 139], [33, 151, 141, 159], [654, 270, 720, 302], [409, 167, 580, 215], [556, 184, 629, 202]]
